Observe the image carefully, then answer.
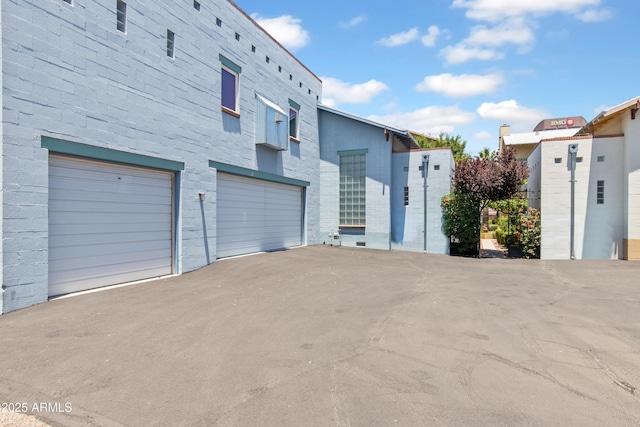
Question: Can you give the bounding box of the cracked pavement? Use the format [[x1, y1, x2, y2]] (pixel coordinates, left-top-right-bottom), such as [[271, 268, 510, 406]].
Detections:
[[1, 246, 639, 426]]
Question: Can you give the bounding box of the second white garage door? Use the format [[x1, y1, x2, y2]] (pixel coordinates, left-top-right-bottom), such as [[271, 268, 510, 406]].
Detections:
[[216, 173, 303, 258]]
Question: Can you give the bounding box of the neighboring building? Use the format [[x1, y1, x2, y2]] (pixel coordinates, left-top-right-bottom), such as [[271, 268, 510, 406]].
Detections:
[[318, 106, 454, 254], [527, 96, 640, 260], [1, 0, 322, 313], [500, 116, 587, 161]]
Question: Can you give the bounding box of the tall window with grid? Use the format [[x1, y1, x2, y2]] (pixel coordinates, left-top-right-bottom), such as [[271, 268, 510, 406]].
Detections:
[[339, 154, 366, 226]]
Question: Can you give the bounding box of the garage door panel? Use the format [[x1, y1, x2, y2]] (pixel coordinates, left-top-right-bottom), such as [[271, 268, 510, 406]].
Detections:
[[49, 212, 170, 226], [216, 173, 303, 258], [48, 156, 173, 296], [49, 263, 171, 296], [49, 248, 171, 276], [50, 230, 172, 249]]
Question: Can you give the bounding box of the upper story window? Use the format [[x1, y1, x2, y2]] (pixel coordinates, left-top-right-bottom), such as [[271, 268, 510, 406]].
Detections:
[[166, 30, 175, 58], [288, 100, 300, 141], [116, 1, 127, 33], [219, 54, 242, 116]]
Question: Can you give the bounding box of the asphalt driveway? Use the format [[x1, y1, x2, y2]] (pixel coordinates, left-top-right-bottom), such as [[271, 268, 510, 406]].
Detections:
[[1, 245, 639, 426]]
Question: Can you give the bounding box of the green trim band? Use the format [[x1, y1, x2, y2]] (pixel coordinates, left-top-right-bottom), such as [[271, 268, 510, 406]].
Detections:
[[219, 54, 242, 74], [41, 136, 185, 171], [209, 160, 310, 187], [337, 149, 368, 156], [288, 99, 301, 111]]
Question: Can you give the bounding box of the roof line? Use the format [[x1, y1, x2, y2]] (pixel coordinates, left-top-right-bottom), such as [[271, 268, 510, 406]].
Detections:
[[577, 95, 640, 135], [317, 104, 409, 135], [226, 0, 322, 83]]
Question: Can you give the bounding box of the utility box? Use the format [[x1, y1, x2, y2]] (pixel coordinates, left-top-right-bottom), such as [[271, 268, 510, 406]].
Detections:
[[255, 94, 288, 151]]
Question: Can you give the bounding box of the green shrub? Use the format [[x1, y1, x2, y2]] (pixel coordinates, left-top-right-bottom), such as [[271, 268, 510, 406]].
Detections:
[[441, 193, 480, 256]]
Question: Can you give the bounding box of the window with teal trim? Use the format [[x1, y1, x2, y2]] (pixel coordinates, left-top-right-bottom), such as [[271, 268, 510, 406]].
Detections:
[[339, 154, 366, 227]]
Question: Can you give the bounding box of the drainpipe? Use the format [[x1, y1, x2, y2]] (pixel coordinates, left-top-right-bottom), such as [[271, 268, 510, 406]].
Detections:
[[423, 154, 429, 253], [568, 143, 579, 260]]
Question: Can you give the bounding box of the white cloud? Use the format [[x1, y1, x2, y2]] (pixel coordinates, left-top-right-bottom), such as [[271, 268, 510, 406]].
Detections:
[[451, 0, 602, 22], [416, 73, 504, 98], [252, 14, 309, 51], [421, 25, 442, 47], [377, 27, 420, 47], [473, 131, 494, 140], [576, 8, 613, 22], [321, 77, 389, 106], [476, 100, 547, 122], [465, 18, 535, 48], [368, 105, 475, 134], [440, 44, 504, 65], [439, 18, 535, 64], [341, 15, 366, 29]]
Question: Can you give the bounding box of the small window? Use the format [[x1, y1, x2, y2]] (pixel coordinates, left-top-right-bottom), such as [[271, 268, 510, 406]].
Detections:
[[251, 45, 256, 53], [434, 165, 440, 171], [555, 157, 562, 164], [308, 89, 311, 95], [63, 0, 72, 4], [265, 56, 270, 63], [576, 157, 583, 163], [299, 82, 303, 88], [216, 17, 222, 27], [289, 100, 300, 140], [289, 74, 293, 81], [166, 30, 175, 58], [597, 180, 605, 204], [404, 187, 409, 206], [278, 66, 282, 72], [193, 0, 200, 11], [235, 32, 240, 41], [116, 0, 127, 33], [597, 155, 605, 162], [403, 166, 409, 172]]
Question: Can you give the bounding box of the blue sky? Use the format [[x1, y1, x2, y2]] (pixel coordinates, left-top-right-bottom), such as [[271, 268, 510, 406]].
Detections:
[[234, 0, 638, 155]]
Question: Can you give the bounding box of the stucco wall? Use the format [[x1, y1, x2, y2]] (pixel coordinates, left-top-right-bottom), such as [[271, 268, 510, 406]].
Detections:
[[390, 149, 452, 254], [1, 0, 321, 312], [539, 137, 624, 259], [318, 111, 392, 250]]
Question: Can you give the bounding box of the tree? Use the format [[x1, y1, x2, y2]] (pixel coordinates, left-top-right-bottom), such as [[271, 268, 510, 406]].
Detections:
[[442, 146, 529, 256], [478, 147, 495, 159], [413, 131, 470, 164]]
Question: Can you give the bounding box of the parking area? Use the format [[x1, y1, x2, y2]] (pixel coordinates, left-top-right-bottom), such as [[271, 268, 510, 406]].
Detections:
[[1, 245, 639, 426]]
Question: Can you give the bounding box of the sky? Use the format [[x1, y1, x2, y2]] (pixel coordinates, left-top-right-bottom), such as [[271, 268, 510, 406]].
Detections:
[[234, 0, 638, 155]]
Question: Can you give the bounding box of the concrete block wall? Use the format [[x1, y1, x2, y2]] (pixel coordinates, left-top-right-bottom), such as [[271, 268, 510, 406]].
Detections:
[[318, 111, 392, 250], [1, 0, 321, 313], [538, 136, 624, 259], [391, 149, 452, 254]]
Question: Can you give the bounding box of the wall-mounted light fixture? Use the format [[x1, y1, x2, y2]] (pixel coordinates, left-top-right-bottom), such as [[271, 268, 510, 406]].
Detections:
[[198, 191, 205, 201]]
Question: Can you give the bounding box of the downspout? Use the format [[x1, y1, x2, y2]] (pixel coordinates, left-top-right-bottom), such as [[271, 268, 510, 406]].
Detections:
[[423, 154, 429, 253], [568, 143, 579, 260]]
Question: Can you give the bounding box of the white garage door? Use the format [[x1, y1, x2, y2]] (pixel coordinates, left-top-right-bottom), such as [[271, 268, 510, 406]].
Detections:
[[216, 173, 303, 258], [48, 156, 174, 296]]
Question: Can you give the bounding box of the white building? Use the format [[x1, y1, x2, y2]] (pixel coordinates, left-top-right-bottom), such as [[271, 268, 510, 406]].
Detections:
[[527, 96, 640, 260]]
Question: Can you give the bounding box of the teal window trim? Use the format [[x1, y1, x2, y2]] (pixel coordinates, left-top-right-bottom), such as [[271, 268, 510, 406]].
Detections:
[[338, 149, 368, 156], [209, 160, 309, 187], [219, 54, 242, 74], [288, 99, 301, 111], [41, 136, 185, 171]]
